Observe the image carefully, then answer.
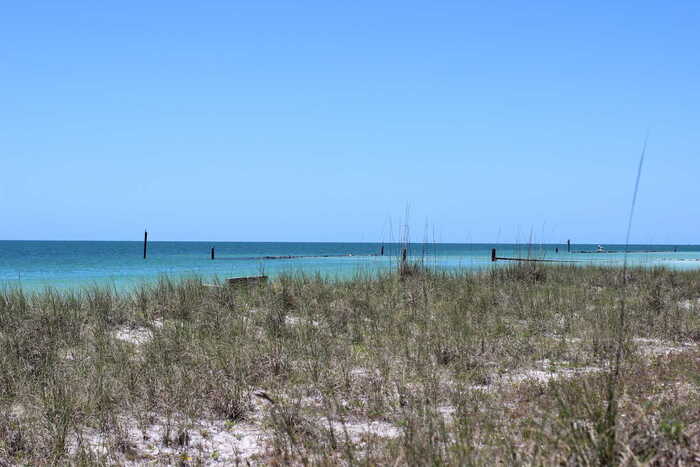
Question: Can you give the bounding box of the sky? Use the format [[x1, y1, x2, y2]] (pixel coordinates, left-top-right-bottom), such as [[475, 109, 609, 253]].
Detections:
[[1, 1, 699, 244]]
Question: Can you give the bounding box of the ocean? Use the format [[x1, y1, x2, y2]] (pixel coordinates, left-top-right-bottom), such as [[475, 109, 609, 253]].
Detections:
[[1, 241, 699, 291]]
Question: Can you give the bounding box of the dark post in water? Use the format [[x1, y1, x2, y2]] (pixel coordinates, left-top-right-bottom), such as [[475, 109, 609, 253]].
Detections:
[[401, 248, 407, 264], [491, 248, 497, 262], [143, 230, 148, 259], [211, 247, 215, 260], [567, 239, 571, 253], [380, 244, 384, 256]]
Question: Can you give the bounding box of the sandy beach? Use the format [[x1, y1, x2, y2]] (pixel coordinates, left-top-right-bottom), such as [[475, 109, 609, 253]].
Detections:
[[1, 264, 698, 464]]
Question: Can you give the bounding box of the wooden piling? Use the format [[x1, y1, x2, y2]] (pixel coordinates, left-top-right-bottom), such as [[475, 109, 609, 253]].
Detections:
[[143, 230, 148, 259], [491, 248, 497, 262], [401, 248, 407, 263], [567, 239, 571, 253], [380, 245, 384, 256], [211, 247, 215, 260]]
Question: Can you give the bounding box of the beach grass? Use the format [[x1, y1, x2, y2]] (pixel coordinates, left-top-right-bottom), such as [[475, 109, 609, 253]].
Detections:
[[1, 264, 699, 465]]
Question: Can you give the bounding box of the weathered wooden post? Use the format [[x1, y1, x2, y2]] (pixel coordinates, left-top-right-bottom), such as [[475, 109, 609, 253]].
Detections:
[[380, 244, 384, 256], [401, 248, 407, 263], [143, 230, 148, 259], [211, 247, 215, 260], [491, 248, 497, 262], [567, 239, 571, 253]]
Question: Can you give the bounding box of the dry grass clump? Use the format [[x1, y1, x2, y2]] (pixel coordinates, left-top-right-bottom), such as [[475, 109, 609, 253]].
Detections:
[[0, 264, 698, 464]]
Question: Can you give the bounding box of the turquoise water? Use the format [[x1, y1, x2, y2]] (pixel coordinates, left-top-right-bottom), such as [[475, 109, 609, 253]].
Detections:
[[1, 241, 700, 291]]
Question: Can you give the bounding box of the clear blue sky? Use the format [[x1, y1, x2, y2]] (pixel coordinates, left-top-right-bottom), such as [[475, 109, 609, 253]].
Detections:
[[2, 1, 698, 243]]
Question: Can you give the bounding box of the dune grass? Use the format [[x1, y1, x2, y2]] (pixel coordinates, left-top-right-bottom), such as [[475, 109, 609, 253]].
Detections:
[[1, 263, 699, 465]]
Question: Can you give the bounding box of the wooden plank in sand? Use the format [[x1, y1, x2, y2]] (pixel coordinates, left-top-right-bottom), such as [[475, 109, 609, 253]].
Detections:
[[227, 276, 269, 287]]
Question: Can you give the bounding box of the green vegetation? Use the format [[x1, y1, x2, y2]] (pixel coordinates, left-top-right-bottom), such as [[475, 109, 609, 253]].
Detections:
[[1, 264, 699, 465]]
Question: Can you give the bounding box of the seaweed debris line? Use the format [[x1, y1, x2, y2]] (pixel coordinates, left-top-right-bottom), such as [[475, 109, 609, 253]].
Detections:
[[573, 248, 682, 254], [213, 253, 371, 261]]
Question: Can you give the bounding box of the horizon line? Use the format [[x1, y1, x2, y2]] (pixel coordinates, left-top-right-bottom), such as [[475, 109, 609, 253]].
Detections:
[[0, 239, 698, 246]]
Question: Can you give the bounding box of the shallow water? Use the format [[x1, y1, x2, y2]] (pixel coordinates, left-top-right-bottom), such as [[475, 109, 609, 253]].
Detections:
[[1, 241, 699, 291]]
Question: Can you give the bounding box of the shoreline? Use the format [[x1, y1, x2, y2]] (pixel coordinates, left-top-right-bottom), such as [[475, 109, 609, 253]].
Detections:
[[5, 255, 700, 293]]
